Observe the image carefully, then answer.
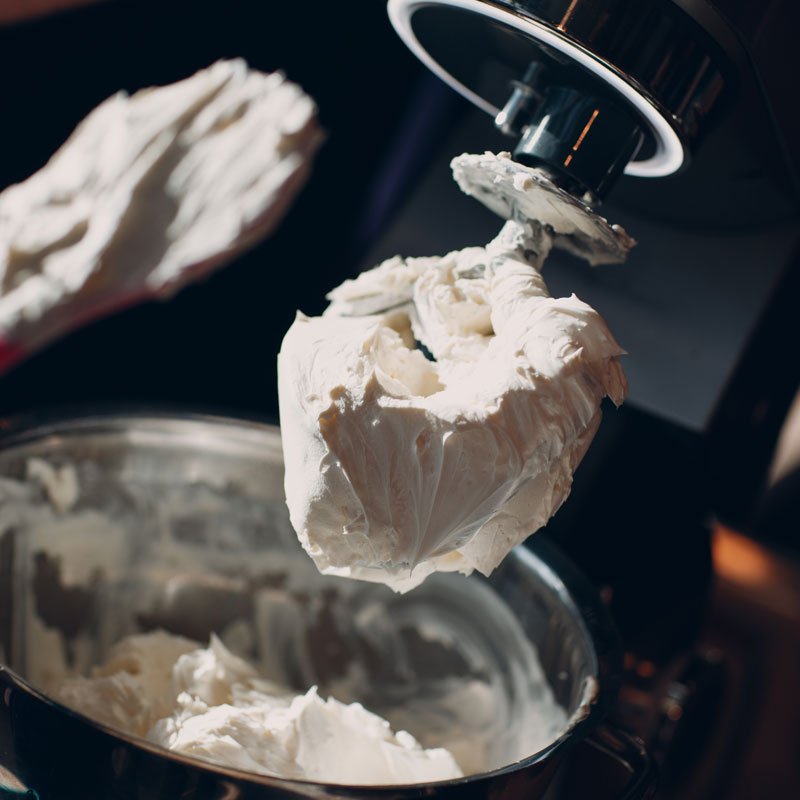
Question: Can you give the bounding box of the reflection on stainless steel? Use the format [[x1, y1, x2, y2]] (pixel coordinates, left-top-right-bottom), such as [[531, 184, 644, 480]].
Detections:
[[0, 412, 620, 799], [389, 0, 732, 193]]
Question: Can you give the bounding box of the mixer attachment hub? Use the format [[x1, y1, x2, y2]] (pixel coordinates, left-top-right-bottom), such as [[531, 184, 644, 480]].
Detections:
[[390, 0, 733, 195], [496, 68, 645, 203]]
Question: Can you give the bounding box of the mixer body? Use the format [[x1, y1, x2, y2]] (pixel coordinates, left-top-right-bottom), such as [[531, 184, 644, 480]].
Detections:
[[388, 0, 799, 205]]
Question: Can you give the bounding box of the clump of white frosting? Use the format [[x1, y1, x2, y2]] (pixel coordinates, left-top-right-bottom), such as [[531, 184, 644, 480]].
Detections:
[[279, 154, 627, 592], [53, 631, 462, 785], [451, 152, 635, 266], [0, 58, 322, 366]]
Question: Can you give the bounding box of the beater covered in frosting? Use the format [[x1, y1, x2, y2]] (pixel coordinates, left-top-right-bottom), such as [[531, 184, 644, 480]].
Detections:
[[278, 153, 628, 591]]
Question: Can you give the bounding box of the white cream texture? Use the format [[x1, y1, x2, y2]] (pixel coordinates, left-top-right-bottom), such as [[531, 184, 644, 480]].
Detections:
[[279, 155, 627, 591], [54, 631, 462, 785], [0, 58, 321, 360]]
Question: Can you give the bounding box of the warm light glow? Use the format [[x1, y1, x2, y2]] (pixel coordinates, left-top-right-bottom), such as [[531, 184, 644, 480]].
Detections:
[[636, 659, 656, 678], [575, 109, 600, 149], [713, 524, 800, 623], [713, 525, 774, 587], [557, 0, 581, 32], [666, 703, 683, 722]]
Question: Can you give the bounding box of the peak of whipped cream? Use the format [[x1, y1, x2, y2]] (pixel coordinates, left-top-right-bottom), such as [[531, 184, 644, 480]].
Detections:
[[53, 631, 462, 785], [279, 153, 628, 592]]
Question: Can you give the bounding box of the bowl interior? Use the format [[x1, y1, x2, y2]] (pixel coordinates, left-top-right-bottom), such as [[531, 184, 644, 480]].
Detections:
[[0, 414, 598, 777]]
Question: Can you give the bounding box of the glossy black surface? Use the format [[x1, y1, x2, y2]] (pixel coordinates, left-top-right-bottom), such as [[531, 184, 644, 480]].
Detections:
[[514, 85, 644, 199], [543, 724, 656, 800], [408, 0, 731, 169]]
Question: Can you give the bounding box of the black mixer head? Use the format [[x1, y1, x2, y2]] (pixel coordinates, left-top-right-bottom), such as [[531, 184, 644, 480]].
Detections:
[[389, 0, 733, 203]]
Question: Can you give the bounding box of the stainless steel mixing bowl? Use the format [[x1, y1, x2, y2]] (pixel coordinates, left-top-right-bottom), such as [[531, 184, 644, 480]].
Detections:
[[0, 412, 634, 799]]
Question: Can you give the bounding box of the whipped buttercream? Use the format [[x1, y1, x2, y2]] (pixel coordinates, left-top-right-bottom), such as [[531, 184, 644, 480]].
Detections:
[[0, 59, 322, 365], [451, 151, 635, 265], [279, 153, 627, 591], [54, 631, 462, 785]]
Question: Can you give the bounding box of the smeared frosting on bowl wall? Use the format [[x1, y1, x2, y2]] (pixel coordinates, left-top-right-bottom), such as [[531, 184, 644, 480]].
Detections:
[[0, 454, 568, 782], [279, 152, 629, 592]]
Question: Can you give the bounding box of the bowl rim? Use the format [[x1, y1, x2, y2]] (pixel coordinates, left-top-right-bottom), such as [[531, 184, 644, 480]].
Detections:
[[0, 407, 622, 793]]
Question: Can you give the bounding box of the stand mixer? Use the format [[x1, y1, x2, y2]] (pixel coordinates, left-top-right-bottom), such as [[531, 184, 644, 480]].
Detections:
[[0, 1, 797, 796], [373, 0, 800, 640], [370, 1, 800, 795], [387, 0, 798, 205], [391, 0, 713, 200]]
